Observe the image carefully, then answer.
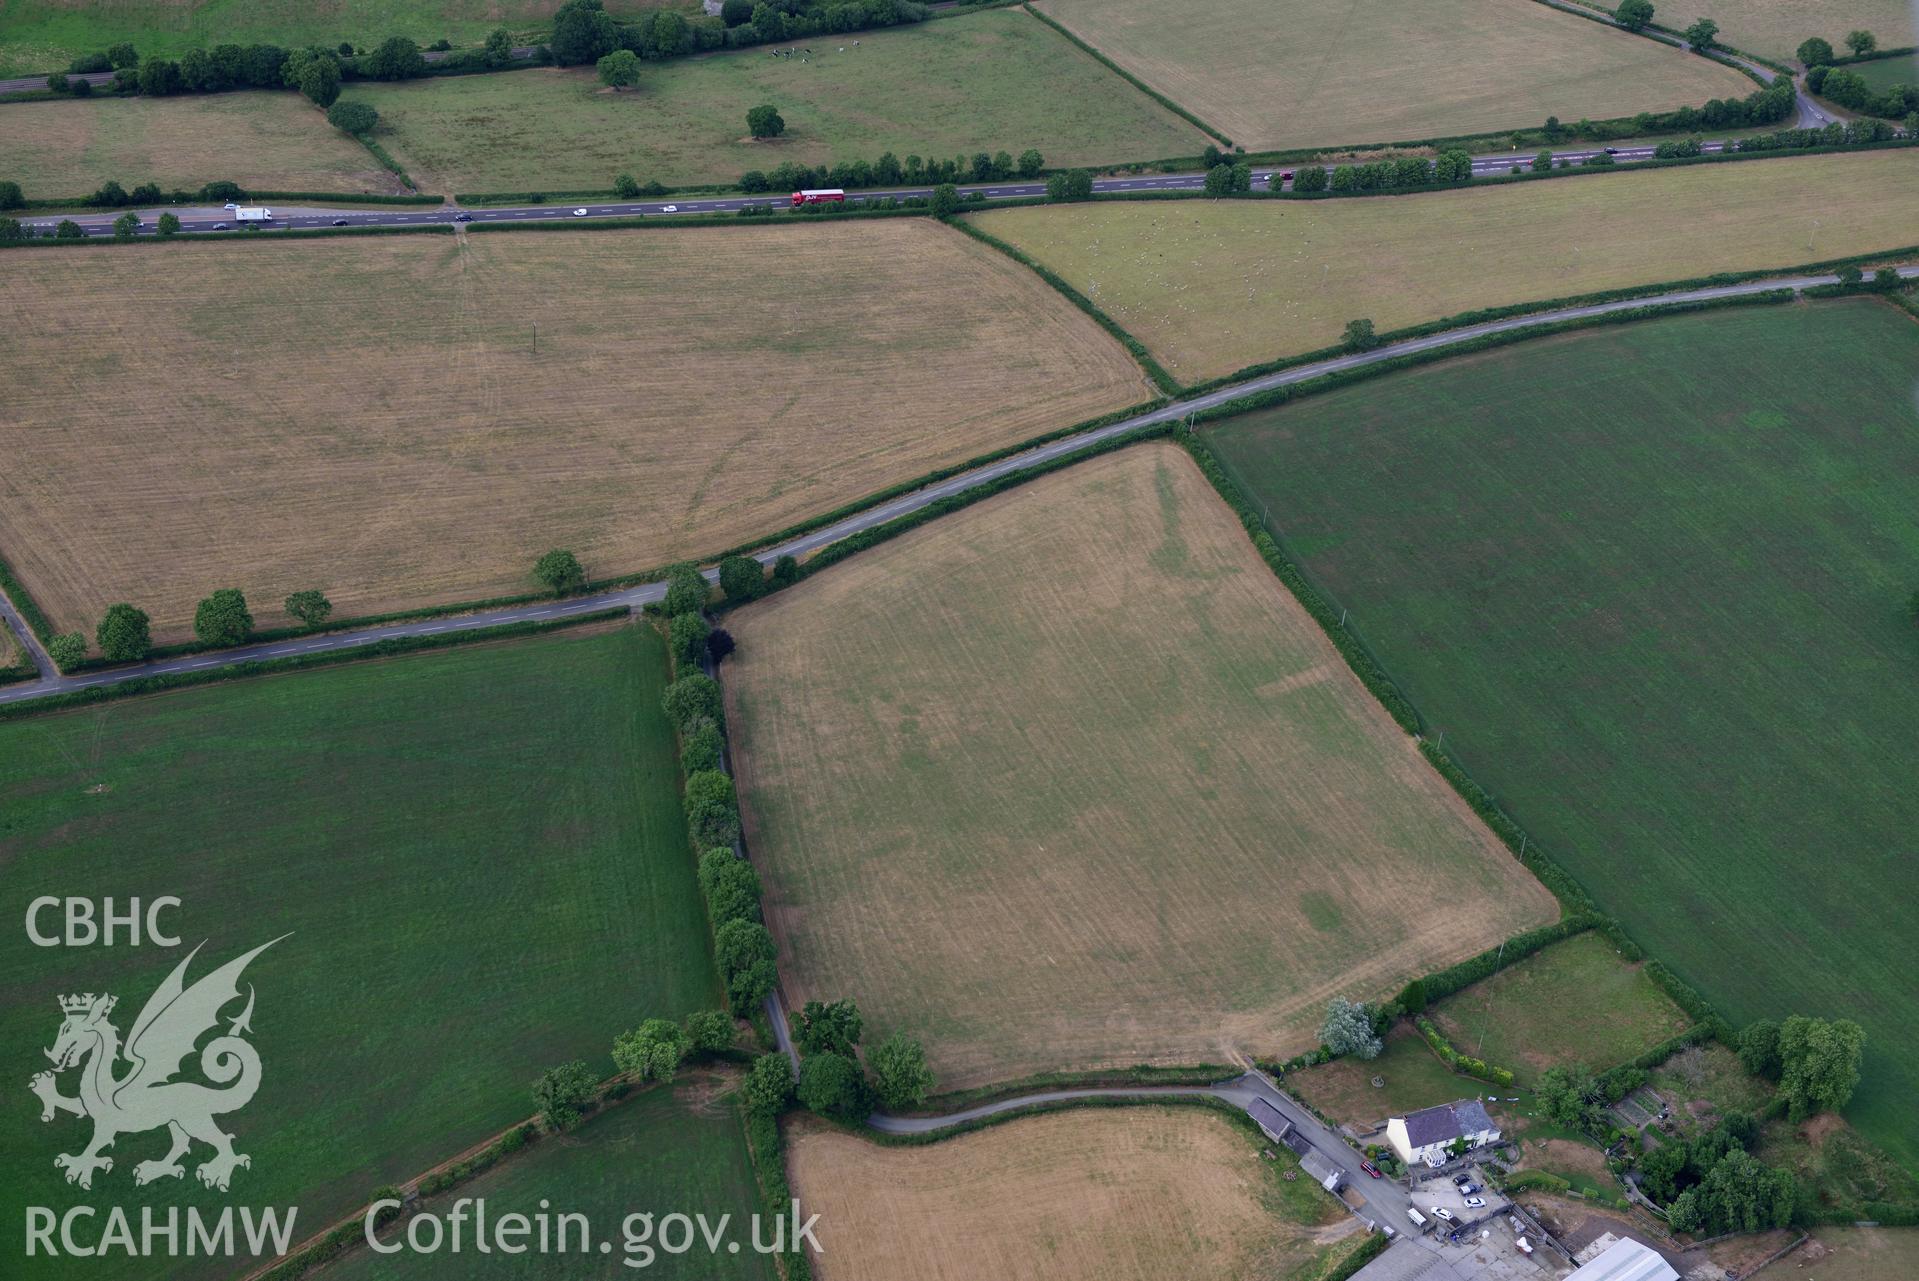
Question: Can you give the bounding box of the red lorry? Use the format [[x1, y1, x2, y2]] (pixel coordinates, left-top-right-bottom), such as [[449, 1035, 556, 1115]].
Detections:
[[791, 188, 846, 206]]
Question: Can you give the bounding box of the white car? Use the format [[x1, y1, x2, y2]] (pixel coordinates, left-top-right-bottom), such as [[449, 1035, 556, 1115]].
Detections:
[[1431, 1208, 1455, 1221], [223, 202, 238, 210], [660, 204, 678, 213], [1465, 1197, 1486, 1208], [573, 207, 589, 216]]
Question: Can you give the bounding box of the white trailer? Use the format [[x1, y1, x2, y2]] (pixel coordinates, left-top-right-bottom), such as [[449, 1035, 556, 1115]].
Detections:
[[234, 207, 273, 223]]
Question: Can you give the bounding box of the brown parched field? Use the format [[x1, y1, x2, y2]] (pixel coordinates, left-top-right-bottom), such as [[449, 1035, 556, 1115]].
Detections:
[[1032, 0, 1751, 151], [968, 148, 1919, 382], [0, 222, 1149, 641], [724, 443, 1558, 1086], [0, 92, 400, 198], [788, 1107, 1362, 1281]]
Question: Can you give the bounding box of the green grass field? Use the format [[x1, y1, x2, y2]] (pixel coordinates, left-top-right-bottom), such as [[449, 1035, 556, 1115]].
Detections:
[[346, 10, 1204, 192], [324, 1077, 778, 1279], [0, 91, 398, 198], [1290, 1024, 1483, 1129], [1204, 298, 1919, 1170], [1854, 51, 1919, 92], [1430, 932, 1691, 1084], [0, 0, 676, 79], [1031, 0, 1751, 151], [0, 624, 721, 1278]]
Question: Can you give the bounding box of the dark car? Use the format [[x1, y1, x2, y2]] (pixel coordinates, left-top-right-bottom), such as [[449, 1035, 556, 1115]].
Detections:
[[331, 218, 349, 226], [1452, 1173, 1472, 1187], [1604, 146, 1621, 155], [1360, 1161, 1382, 1179], [453, 212, 473, 222], [211, 222, 228, 230]]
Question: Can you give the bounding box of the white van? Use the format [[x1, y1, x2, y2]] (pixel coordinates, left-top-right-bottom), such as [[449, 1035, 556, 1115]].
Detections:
[[1407, 1208, 1428, 1230]]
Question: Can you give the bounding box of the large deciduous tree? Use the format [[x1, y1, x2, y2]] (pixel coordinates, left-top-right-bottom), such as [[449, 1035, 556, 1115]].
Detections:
[[1777, 1015, 1865, 1120], [1319, 997, 1382, 1059], [96, 603, 152, 661], [868, 1031, 935, 1110], [747, 104, 786, 139], [612, 1017, 690, 1083]]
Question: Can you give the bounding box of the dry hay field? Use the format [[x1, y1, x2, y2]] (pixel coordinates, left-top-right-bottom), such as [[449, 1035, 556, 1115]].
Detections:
[[724, 443, 1558, 1085], [1638, 0, 1916, 64], [968, 148, 1919, 382], [1031, 0, 1750, 151], [0, 92, 399, 198], [1792, 1227, 1919, 1280], [787, 1106, 1360, 1281], [0, 222, 1149, 642]]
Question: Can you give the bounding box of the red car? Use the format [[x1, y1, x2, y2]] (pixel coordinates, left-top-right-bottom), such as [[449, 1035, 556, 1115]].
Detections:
[[1280, 170, 1295, 181], [1360, 1161, 1383, 1179]]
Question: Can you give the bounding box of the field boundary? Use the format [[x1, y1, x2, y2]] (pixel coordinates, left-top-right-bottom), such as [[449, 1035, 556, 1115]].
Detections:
[[1019, 2, 1233, 146], [944, 214, 1179, 391], [0, 609, 625, 722], [13, 190, 443, 210], [1, 223, 453, 249], [1543, 0, 1796, 72], [1526, 0, 1772, 85]]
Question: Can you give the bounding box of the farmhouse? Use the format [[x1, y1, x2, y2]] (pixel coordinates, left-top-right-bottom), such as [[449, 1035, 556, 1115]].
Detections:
[[1568, 1237, 1678, 1281], [1384, 1100, 1500, 1167]]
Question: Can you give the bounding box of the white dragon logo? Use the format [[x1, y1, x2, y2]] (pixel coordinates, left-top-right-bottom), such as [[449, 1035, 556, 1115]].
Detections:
[[29, 937, 285, 1192]]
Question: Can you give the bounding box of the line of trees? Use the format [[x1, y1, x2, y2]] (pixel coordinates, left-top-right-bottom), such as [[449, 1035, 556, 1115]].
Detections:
[[549, 0, 926, 70], [49, 29, 519, 106], [1799, 30, 1888, 66], [740, 148, 1044, 194], [1808, 63, 1919, 119], [40, 584, 333, 671], [1299, 148, 1474, 194]]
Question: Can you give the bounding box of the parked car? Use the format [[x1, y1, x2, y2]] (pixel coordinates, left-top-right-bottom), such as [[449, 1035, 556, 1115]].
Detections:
[[1431, 1208, 1455, 1221], [1360, 1161, 1382, 1179], [1280, 169, 1295, 180], [1452, 1173, 1472, 1187], [1465, 1197, 1486, 1208], [1457, 1182, 1480, 1195]]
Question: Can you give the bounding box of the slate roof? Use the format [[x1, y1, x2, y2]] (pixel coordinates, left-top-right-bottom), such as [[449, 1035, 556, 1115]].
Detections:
[[1249, 1098, 1291, 1139], [1398, 1099, 1497, 1148]]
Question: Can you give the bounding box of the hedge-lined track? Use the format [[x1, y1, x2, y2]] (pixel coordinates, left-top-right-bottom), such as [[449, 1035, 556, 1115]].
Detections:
[[966, 148, 1919, 381], [0, 221, 1149, 641], [722, 444, 1558, 1086], [1204, 298, 1919, 1170]]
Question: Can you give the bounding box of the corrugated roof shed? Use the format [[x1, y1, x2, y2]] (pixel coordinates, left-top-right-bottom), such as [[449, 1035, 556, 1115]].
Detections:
[[1300, 1149, 1343, 1188], [1349, 1239, 1473, 1281], [1569, 1238, 1679, 1281]]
